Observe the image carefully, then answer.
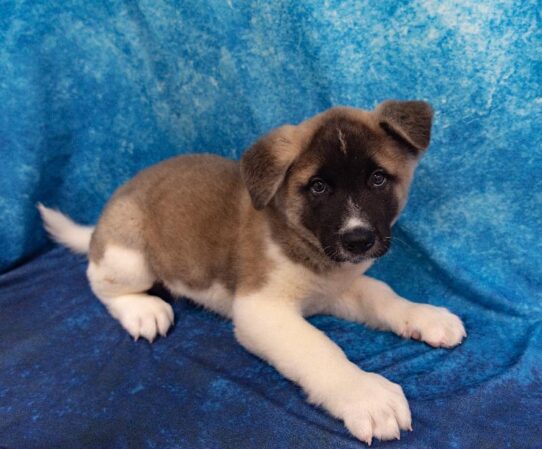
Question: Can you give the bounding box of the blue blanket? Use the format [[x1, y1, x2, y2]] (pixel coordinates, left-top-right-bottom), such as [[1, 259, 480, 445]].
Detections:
[[1, 1, 541, 448]]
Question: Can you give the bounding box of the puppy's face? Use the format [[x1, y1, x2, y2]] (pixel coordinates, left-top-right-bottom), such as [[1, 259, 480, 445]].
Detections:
[[241, 101, 433, 265], [287, 118, 405, 263]]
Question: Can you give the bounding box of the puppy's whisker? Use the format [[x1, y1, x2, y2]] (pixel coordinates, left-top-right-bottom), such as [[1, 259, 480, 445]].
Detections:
[[322, 245, 344, 261], [385, 236, 414, 250]]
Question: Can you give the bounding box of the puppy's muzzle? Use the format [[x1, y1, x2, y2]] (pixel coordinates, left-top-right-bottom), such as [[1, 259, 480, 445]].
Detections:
[[340, 227, 376, 255]]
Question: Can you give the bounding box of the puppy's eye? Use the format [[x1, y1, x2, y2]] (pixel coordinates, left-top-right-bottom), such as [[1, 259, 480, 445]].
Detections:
[[369, 170, 388, 188], [309, 178, 328, 195]]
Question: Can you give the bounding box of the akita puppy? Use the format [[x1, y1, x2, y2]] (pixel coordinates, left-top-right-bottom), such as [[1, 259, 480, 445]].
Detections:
[[39, 100, 465, 444]]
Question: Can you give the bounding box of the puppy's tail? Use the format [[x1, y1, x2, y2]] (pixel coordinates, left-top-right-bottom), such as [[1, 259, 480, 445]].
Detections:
[[37, 203, 95, 255]]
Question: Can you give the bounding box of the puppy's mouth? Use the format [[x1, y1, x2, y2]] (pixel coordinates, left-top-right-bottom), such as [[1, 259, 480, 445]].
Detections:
[[323, 232, 391, 264]]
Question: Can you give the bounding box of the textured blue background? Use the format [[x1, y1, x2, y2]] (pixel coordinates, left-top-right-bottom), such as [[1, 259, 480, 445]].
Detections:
[[1, 1, 541, 448]]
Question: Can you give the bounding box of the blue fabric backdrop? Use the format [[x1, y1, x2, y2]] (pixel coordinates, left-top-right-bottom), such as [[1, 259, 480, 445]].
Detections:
[[1, 1, 541, 448]]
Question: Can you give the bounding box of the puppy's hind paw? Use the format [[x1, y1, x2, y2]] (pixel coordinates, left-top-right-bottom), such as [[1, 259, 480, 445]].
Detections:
[[107, 294, 174, 342]]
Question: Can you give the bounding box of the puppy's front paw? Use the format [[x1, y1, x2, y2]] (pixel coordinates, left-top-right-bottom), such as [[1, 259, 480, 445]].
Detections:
[[336, 372, 411, 445], [401, 304, 466, 348], [107, 295, 174, 342]]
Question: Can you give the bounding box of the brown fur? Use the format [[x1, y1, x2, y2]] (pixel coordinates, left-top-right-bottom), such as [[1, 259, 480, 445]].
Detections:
[[89, 101, 433, 297]]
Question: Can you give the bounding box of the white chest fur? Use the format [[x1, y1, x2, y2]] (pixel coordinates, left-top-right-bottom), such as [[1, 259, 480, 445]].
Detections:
[[262, 240, 373, 316]]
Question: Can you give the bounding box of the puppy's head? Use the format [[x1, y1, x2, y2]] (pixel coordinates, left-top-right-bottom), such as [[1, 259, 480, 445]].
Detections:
[[241, 100, 433, 264]]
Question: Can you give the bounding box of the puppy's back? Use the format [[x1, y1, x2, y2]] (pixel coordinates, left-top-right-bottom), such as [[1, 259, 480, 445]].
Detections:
[[90, 154, 246, 292]]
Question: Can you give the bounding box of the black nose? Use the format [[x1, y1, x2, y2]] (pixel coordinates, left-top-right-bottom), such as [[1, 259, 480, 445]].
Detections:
[[341, 228, 376, 254]]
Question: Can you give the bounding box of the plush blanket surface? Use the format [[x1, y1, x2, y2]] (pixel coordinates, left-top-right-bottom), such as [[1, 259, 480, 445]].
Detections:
[[1, 1, 540, 448]]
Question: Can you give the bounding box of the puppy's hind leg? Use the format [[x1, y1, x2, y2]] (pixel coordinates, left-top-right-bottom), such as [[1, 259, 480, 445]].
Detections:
[[87, 245, 174, 342]]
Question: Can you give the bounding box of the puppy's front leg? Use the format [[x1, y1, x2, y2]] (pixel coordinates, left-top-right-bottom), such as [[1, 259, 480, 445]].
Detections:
[[233, 296, 411, 444], [327, 276, 466, 348]]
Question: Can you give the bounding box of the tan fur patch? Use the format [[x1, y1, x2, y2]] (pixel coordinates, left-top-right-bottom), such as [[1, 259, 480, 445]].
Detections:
[[372, 146, 417, 208]]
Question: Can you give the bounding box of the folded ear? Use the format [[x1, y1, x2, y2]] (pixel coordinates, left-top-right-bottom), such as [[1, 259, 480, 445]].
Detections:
[[241, 125, 299, 210], [375, 100, 434, 154]]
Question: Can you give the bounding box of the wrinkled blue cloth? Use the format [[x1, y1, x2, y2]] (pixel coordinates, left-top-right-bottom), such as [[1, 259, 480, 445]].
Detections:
[[1, 1, 541, 448], [1, 248, 541, 448]]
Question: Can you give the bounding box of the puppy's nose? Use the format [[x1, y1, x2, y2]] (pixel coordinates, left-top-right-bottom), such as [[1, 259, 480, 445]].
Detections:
[[341, 228, 376, 254]]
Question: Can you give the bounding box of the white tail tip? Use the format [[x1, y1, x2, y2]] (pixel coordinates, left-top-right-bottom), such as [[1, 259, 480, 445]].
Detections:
[[37, 203, 95, 254]]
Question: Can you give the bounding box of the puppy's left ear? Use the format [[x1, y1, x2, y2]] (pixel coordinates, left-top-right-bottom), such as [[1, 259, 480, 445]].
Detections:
[[375, 100, 434, 154], [241, 125, 300, 210]]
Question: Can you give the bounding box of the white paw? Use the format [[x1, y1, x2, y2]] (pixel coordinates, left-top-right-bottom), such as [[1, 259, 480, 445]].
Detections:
[[107, 295, 174, 342], [337, 372, 411, 445], [400, 304, 466, 348]]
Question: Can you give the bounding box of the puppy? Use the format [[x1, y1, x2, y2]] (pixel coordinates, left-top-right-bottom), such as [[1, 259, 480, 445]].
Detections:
[[39, 100, 466, 445]]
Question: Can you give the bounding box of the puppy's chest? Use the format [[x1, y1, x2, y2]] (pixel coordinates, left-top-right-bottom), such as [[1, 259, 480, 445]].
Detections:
[[267, 252, 370, 313]]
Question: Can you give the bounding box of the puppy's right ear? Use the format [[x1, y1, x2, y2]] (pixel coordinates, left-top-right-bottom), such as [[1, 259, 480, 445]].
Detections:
[[241, 125, 299, 210]]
